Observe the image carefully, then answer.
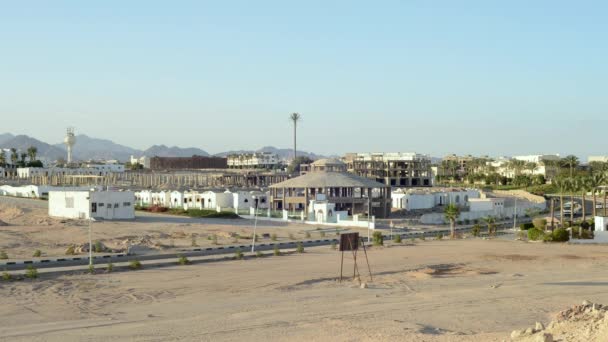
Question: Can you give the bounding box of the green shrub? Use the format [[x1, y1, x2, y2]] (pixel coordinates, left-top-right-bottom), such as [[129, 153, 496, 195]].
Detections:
[[517, 231, 527, 240], [25, 265, 38, 279], [410, 237, 415, 243], [296, 242, 304, 253], [256, 251, 263, 258], [393, 235, 402, 243], [94, 241, 103, 253], [471, 224, 481, 237], [419, 235, 425, 241], [372, 231, 384, 246], [464, 219, 470, 225], [273, 246, 281, 256], [271, 233, 277, 241], [2, 271, 12, 281], [65, 245, 76, 255], [527, 228, 544, 241], [532, 218, 547, 230], [129, 260, 142, 270], [519, 222, 534, 230], [211, 235, 218, 245], [320, 231, 326, 238], [234, 249, 243, 260], [435, 233, 443, 240], [88, 264, 95, 274], [0, 251, 8, 260], [305, 232, 311, 238], [552, 228, 569, 242], [33, 250, 41, 257], [542, 233, 553, 242], [106, 263, 114, 272], [178, 255, 190, 265]]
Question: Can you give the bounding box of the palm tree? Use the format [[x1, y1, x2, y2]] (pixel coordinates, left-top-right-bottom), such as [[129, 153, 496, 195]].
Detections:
[[0, 149, 5, 166], [27, 146, 38, 161], [566, 177, 577, 225], [579, 176, 590, 222], [19, 152, 27, 165], [588, 173, 606, 218], [508, 159, 525, 177], [444, 204, 460, 239], [483, 216, 497, 236], [561, 155, 580, 178], [289, 113, 301, 161], [525, 162, 538, 175], [10, 148, 17, 165], [553, 177, 568, 227]]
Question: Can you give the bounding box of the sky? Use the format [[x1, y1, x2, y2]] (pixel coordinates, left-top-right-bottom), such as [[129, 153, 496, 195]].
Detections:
[[1, 1, 607, 158]]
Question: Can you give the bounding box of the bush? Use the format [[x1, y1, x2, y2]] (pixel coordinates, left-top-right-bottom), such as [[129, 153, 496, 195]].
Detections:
[[517, 231, 527, 240], [464, 219, 470, 225], [296, 242, 304, 253], [519, 222, 535, 230], [532, 218, 547, 230], [471, 224, 481, 237], [372, 231, 384, 246], [2, 271, 12, 281], [94, 241, 104, 253], [65, 245, 76, 255], [527, 228, 544, 241], [305, 232, 311, 238], [256, 251, 263, 258], [191, 237, 198, 247], [552, 228, 569, 242], [88, 264, 95, 274], [178, 255, 190, 265], [33, 250, 41, 257], [106, 263, 114, 272], [25, 265, 38, 279], [273, 246, 281, 256], [288, 233, 295, 240], [211, 235, 218, 245], [0, 251, 8, 260], [320, 231, 326, 238], [393, 235, 402, 243], [435, 233, 443, 240], [234, 249, 244, 260], [419, 235, 426, 241], [271, 233, 277, 241], [129, 260, 142, 270]]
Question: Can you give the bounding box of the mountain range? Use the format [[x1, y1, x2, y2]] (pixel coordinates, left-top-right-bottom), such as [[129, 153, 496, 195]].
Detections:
[[0, 133, 327, 162]]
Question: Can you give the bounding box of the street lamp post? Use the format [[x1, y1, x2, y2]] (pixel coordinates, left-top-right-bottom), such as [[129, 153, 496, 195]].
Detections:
[[251, 196, 258, 253]]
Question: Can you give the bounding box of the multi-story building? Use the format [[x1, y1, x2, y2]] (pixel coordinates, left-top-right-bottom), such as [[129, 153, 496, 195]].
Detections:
[[344, 152, 432, 187], [129, 155, 151, 168], [227, 152, 279, 169], [149, 156, 227, 170]]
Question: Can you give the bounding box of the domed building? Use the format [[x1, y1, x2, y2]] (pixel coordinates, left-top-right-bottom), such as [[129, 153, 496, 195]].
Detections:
[[269, 159, 391, 218]]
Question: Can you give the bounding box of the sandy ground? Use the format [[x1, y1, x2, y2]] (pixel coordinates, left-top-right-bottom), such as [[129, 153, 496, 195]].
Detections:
[[2, 239, 608, 341], [0, 197, 364, 259]]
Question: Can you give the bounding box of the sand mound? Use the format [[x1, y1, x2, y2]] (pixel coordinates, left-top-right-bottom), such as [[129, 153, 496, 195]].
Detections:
[[511, 301, 608, 341], [0, 205, 24, 221], [407, 264, 497, 279]]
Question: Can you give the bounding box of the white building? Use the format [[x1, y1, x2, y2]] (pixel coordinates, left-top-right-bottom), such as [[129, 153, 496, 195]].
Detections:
[[49, 190, 135, 220], [183, 190, 203, 210], [468, 198, 505, 212], [134, 190, 153, 206], [0, 185, 98, 198], [170, 191, 184, 208], [227, 152, 279, 169], [17, 165, 124, 179], [130, 155, 151, 169], [512, 154, 560, 164], [391, 188, 480, 211], [201, 191, 233, 209], [589, 156, 608, 163], [84, 163, 125, 174]]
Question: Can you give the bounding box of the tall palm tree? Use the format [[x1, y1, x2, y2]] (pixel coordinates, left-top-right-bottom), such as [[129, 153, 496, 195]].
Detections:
[[444, 203, 460, 239], [553, 177, 568, 227], [27, 146, 38, 161], [0, 149, 5, 166], [561, 155, 580, 178], [19, 152, 27, 165], [589, 173, 606, 217], [525, 162, 538, 175], [566, 177, 577, 225], [579, 176, 590, 222], [289, 113, 301, 161], [10, 148, 17, 165]]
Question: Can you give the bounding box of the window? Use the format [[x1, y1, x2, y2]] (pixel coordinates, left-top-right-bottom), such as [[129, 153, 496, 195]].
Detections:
[[65, 197, 74, 209], [114, 203, 119, 208], [91, 202, 97, 213], [244, 199, 249, 203], [123, 202, 131, 206], [99, 203, 105, 207], [260, 198, 266, 203]]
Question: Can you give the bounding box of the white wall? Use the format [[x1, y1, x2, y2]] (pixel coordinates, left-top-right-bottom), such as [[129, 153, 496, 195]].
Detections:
[[49, 191, 135, 220]]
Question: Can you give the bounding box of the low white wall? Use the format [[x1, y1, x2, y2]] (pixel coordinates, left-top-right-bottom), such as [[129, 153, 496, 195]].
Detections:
[[571, 231, 608, 244], [420, 201, 545, 224]]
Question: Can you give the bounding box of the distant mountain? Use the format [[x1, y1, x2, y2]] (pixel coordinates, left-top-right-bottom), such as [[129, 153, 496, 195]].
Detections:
[[0, 135, 67, 161], [54, 134, 140, 162], [143, 145, 210, 158], [0, 133, 14, 146], [215, 146, 329, 160]]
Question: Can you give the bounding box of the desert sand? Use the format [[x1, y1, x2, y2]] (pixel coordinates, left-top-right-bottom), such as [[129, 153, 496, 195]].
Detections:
[[3, 238, 608, 341]]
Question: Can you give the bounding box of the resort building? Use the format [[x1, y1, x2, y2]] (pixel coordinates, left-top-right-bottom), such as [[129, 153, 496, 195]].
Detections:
[[149, 156, 227, 170], [343, 152, 432, 188], [227, 152, 279, 169], [48, 190, 135, 220], [269, 159, 392, 218], [130, 155, 151, 168], [391, 188, 480, 211]]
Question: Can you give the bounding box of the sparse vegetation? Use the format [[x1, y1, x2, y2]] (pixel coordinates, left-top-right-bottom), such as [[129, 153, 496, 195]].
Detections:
[[305, 232, 311, 238], [273, 246, 281, 256], [296, 242, 304, 253], [532, 218, 547, 230], [25, 265, 38, 279], [211, 234, 218, 245], [88, 264, 95, 274], [65, 245, 76, 255], [288, 233, 295, 240], [331, 241, 337, 250], [271, 233, 277, 241], [178, 255, 190, 265], [372, 231, 384, 246], [235, 249, 243, 260], [94, 241, 104, 253], [435, 233, 443, 240], [106, 263, 114, 272], [129, 260, 142, 270], [33, 250, 42, 257], [320, 231, 326, 238], [0, 251, 8, 260], [393, 235, 402, 243], [527, 228, 544, 241], [552, 228, 570, 242], [471, 224, 481, 237], [256, 251, 263, 258], [2, 271, 12, 281], [419, 235, 426, 241], [191, 236, 198, 247]]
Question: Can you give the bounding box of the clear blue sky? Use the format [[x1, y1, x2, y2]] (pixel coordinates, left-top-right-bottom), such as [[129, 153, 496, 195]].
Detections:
[[1, 1, 606, 158]]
